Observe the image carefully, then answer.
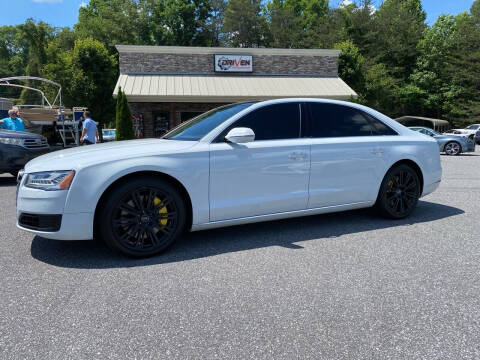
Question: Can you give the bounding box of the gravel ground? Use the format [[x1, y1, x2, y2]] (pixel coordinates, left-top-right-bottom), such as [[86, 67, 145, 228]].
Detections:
[[1, 148, 479, 359]]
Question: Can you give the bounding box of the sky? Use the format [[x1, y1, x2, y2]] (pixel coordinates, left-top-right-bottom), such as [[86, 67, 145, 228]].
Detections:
[[0, 0, 477, 28]]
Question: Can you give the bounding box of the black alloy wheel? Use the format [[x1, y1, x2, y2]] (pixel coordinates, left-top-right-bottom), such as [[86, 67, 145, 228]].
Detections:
[[376, 164, 421, 219], [99, 177, 186, 257]]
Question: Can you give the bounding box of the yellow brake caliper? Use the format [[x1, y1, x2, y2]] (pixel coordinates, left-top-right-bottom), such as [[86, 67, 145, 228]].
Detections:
[[154, 197, 168, 227]]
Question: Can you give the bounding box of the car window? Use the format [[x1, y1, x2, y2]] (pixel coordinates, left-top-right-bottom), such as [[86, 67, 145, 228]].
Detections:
[[365, 113, 398, 135], [308, 103, 373, 137], [466, 125, 479, 130], [218, 103, 301, 141], [163, 102, 256, 141]]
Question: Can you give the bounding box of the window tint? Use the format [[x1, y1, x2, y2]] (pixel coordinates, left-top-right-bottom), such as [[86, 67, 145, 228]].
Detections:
[[365, 113, 398, 135], [308, 103, 397, 137], [163, 102, 255, 141], [309, 103, 373, 137], [225, 103, 301, 141]]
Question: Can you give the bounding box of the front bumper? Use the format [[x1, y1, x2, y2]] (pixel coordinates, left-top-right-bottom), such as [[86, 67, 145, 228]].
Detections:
[[16, 179, 94, 240], [0, 144, 49, 173], [17, 212, 94, 240], [464, 140, 476, 152]]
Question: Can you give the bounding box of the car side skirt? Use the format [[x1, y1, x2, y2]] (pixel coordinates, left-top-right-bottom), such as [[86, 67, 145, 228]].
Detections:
[[191, 201, 375, 232]]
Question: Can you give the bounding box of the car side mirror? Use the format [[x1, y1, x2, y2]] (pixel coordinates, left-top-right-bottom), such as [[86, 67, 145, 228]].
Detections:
[[225, 127, 255, 144]]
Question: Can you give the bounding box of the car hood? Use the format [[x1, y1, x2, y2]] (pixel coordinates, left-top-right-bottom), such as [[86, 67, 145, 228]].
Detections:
[[0, 129, 45, 140], [25, 139, 197, 173]]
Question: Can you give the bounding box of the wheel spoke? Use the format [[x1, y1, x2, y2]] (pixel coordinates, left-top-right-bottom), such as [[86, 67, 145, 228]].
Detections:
[[135, 227, 147, 247], [119, 203, 140, 216], [152, 222, 174, 235], [404, 172, 412, 187], [154, 196, 173, 211], [154, 212, 177, 221], [113, 217, 137, 228], [145, 189, 155, 211], [405, 182, 417, 191], [147, 226, 160, 245], [131, 190, 144, 212]]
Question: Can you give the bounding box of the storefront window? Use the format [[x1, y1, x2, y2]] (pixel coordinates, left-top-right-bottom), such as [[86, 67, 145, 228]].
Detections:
[[153, 112, 170, 137]]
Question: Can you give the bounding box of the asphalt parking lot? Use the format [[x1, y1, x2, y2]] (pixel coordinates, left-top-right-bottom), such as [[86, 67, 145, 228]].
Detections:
[[1, 149, 480, 360]]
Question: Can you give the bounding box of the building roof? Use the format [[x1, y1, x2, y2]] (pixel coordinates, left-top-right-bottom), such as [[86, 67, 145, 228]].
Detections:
[[114, 74, 357, 102], [116, 45, 340, 57]]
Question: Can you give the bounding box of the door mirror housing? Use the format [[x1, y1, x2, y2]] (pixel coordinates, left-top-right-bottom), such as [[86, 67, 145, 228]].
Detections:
[[225, 127, 255, 144]]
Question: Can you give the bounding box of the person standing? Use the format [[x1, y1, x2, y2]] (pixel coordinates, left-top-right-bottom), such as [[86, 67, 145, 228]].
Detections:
[[0, 109, 27, 131], [80, 110, 99, 145]]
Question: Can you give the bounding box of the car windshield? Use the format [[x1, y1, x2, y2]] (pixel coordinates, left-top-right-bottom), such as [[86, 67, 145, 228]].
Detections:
[[466, 125, 480, 130], [163, 102, 256, 141], [103, 130, 115, 136]]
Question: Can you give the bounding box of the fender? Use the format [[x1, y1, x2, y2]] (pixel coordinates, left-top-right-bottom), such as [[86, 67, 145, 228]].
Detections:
[[64, 148, 210, 226]]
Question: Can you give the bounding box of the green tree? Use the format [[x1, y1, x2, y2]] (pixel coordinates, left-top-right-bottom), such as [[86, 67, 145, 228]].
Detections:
[[266, 0, 304, 48], [334, 40, 365, 93], [361, 63, 399, 116], [0, 25, 25, 99], [367, 0, 426, 81], [17, 20, 53, 104], [342, 0, 375, 51], [149, 0, 212, 46], [205, 0, 228, 46], [223, 0, 270, 47], [75, 0, 140, 52], [404, 15, 458, 118], [445, 6, 480, 124], [42, 38, 117, 125], [115, 87, 135, 140]]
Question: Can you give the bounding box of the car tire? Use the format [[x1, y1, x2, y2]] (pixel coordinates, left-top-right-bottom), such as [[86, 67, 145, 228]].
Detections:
[[98, 176, 187, 257], [444, 141, 461, 156], [375, 164, 421, 219]]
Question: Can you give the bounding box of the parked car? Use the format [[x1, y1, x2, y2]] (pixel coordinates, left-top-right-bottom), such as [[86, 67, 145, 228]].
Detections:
[[409, 126, 475, 155], [444, 124, 479, 137], [1, 129, 49, 178], [102, 129, 116, 142], [16, 99, 442, 257], [475, 131, 480, 145]]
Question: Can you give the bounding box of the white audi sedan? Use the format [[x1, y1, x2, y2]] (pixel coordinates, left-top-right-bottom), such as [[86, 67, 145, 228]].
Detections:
[[16, 99, 442, 257]]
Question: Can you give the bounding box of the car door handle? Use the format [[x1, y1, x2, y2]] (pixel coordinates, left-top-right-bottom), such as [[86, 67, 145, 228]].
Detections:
[[288, 152, 307, 160]]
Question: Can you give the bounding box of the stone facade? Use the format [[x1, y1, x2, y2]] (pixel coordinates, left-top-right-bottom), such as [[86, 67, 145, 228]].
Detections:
[[120, 53, 338, 77]]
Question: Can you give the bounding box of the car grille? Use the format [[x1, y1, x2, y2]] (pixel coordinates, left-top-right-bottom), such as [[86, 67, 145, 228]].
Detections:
[[22, 138, 49, 149], [19, 213, 62, 231]]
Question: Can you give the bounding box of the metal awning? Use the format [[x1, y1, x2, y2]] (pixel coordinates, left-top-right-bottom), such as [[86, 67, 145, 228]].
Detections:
[[395, 116, 451, 132], [114, 74, 357, 102]]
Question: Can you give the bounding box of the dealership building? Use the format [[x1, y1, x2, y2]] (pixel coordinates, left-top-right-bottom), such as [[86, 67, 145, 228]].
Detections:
[[114, 45, 357, 138]]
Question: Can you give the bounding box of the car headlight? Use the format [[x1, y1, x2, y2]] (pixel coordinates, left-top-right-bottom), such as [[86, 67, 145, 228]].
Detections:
[[0, 137, 22, 146], [25, 170, 75, 191]]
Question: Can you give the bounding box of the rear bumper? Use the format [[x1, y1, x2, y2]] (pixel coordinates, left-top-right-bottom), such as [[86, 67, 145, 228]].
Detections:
[[463, 141, 476, 152], [421, 180, 441, 197]]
